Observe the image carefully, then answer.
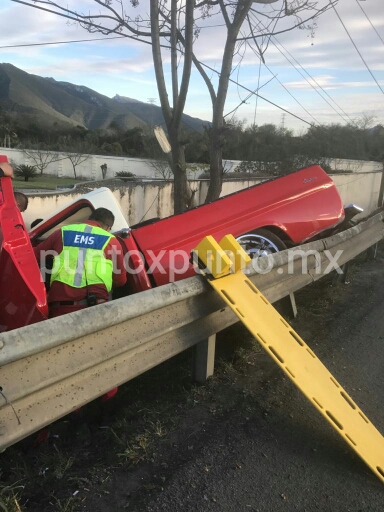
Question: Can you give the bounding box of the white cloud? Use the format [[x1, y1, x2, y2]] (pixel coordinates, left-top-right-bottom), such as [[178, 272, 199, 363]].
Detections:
[[0, 0, 383, 130], [284, 75, 384, 90]]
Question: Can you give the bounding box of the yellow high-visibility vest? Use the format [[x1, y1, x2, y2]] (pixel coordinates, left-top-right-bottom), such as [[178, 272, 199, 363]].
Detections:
[[50, 223, 114, 291]]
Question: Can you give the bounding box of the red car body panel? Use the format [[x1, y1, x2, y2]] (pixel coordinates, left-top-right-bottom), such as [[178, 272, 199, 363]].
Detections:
[[0, 176, 48, 332], [0, 161, 344, 332], [131, 165, 344, 286]]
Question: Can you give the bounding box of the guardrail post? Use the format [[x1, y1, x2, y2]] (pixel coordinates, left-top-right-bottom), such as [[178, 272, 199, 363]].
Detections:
[[377, 169, 384, 208], [332, 262, 350, 285], [366, 242, 378, 260], [279, 293, 297, 319], [192, 334, 216, 383]]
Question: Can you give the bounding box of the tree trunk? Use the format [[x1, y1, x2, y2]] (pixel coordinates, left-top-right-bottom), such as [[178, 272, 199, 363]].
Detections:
[[203, 1, 254, 203], [149, 0, 194, 215], [169, 128, 189, 214], [205, 123, 224, 203]]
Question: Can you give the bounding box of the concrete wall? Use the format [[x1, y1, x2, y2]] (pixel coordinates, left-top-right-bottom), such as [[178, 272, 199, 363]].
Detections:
[[331, 172, 383, 216], [20, 172, 383, 231], [23, 181, 185, 229]]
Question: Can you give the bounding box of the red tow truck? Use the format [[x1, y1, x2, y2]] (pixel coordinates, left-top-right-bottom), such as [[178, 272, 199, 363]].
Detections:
[[0, 154, 358, 333]]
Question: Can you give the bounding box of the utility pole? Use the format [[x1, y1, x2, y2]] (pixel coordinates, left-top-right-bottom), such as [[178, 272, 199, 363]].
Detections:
[[148, 98, 157, 127], [280, 113, 286, 130]]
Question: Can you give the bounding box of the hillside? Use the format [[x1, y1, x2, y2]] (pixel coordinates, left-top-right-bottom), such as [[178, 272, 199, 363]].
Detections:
[[0, 63, 207, 133]]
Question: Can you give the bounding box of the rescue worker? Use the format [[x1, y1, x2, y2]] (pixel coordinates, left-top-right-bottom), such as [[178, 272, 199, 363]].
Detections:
[[0, 160, 29, 212], [33, 207, 127, 318], [14, 191, 28, 213], [34, 207, 127, 405]]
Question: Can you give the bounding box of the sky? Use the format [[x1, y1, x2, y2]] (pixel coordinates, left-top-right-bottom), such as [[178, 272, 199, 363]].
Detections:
[[0, 0, 383, 133]]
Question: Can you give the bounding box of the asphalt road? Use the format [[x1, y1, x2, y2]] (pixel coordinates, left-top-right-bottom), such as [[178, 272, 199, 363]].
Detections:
[[125, 256, 384, 512]]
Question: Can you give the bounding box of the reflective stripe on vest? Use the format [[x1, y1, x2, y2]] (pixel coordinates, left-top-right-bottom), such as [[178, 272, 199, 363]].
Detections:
[[51, 223, 114, 291]]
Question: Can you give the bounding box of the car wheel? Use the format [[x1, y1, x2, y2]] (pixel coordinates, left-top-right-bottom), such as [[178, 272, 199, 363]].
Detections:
[[236, 228, 286, 259]]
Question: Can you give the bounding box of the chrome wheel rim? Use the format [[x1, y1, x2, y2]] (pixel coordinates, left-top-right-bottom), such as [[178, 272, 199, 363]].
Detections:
[[236, 234, 280, 258]]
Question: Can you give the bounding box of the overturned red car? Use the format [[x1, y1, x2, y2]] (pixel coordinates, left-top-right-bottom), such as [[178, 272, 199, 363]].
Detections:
[[0, 155, 360, 333]]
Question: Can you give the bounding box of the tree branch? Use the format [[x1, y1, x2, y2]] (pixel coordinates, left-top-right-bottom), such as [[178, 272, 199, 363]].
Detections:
[[171, 0, 179, 107], [246, 14, 266, 64], [238, 5, 333, 40], [10, 0, 171, 38], [172, 0, 195, 129], [219, 0, 231, 29], [150, 0, 172, 125], [212, 0, 254, 126], [195, 0, 220, 7], [192, 55, 217, 106], [168, 23, 217, 106]]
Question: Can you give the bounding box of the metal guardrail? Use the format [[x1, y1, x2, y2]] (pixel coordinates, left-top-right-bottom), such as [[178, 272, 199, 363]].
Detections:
[[0, 212, 383, 450]]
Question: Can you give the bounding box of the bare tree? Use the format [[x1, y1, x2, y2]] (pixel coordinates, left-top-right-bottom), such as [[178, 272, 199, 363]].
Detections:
[[0, 124, 12, 148], [13, 0, 336, 209], [21, 145, 62, 175], [57, 137, 94, 178], [65, 152, 91, 179], [148, 158, 173, 180]]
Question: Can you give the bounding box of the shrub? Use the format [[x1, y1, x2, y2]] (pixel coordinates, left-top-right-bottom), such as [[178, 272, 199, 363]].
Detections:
[[198, 171, 264, 180], [14, 164, 39, 182], [115, 171, 136, 180]]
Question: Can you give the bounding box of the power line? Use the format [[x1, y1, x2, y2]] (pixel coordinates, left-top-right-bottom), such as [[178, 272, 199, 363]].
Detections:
[[5, 0, 329, 128], [330, 1, 384, 95], [253, 56, 262, 125], [268, 36, 354, 124], [223, 74, 277, 120], [0, 34, 321, 128], [263, 63, 320, 125], [249, 12, 353, 124], [246, 42, 321, 125], [200, 60, 315, 127], [224, 18, 322, 127], [9, 0, 161, 50], [355, 0, 384, 47], [1, 34, 315, 127], [0, 36, 126, 50]]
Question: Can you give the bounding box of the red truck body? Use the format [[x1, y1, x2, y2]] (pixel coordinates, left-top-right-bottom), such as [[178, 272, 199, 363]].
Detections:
[[0, 161, 344, 332], [132, 165, 343, 286]]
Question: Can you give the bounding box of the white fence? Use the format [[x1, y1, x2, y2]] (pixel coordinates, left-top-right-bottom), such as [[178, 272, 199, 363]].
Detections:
[[0, 147, 203, 180], [222, 159, 383, 173], [1, 147, 382, 181]]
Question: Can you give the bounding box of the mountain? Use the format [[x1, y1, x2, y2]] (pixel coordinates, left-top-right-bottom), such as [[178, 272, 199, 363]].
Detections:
[[113, 94, 143, 105], [0, 63, 208, 133]]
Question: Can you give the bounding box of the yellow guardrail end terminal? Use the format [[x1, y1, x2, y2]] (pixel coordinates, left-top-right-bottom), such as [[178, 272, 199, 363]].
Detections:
[[219, 234, 251, 272], [192, 236, 232, 278]]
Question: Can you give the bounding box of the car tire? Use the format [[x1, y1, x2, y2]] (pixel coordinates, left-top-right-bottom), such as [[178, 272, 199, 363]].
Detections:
[[236, 228, 286, 259]]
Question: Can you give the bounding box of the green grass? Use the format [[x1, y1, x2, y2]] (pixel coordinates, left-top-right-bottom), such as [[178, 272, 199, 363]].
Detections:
[[12, 176, 84, 190], [0, 480, 24, 512]]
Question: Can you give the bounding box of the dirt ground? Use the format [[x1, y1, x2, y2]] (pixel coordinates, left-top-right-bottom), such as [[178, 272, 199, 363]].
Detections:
[[1, 246, 384, 511]]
